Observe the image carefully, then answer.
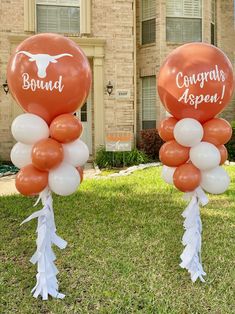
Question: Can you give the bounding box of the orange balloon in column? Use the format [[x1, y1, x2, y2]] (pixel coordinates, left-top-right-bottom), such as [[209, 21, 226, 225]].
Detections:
[[159, 140, 190, 167], [16, 164, 48, 196], [32, 138, 64, 171], [202, 118, 232, 145], [50, 114, 83, 143], [7, 33, 92, 124], [173, 163, 201, 192], [158, 117, 178, 141], [216, 145, 228, 165]]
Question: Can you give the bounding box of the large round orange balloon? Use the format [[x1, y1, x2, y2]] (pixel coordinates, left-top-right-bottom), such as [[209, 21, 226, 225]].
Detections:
[[159, 140, 190, 167], [202, 118, 232, 145], [173, 163, 201, 192], [7, 33, 92, 124], [15, 164, 48, 196], [158, 117, 178, 141], [32, 138, 64, 171], [158, 43, 234, 123], [217, 145, 228, 165], [50, 114, 83, 143]]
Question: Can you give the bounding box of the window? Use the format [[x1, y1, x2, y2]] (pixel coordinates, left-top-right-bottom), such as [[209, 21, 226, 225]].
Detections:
[[142, 76, 156, 129], [36, 0, 80, 34], [142, 0, 156, 45], [211, 0, 216, 45], [166, 0, 202, 43]]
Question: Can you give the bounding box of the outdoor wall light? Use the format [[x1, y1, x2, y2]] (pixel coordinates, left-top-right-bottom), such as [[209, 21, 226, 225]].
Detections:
[[2, 80, 9, 95], [106, 81, 113, 95]]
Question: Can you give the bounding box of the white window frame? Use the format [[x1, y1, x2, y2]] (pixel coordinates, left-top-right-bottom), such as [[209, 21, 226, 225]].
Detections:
[[141, 76, 156, 130], [35, 0, 81, 34], [166, 0, 202, 43], [141, 0, 156, 45]]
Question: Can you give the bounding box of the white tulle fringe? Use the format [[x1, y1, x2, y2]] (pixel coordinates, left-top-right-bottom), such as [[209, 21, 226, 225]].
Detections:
[[21, 188, 67, 300], [180, 187, 208, 282]]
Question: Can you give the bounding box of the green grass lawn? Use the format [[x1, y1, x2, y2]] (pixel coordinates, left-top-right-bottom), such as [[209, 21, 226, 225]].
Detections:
[[0, 166, 235, 314]]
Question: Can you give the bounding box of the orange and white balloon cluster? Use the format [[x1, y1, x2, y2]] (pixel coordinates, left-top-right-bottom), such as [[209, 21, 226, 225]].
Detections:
[[159, 116, 232, 194], [11, 112, 88, 196], [7, 33, 91, 300], [157, 43, 234, 282]]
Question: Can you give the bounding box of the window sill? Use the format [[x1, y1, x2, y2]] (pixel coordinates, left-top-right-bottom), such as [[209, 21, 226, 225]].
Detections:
[[139, 42, 156, 48], [166, 41, 202, 46]]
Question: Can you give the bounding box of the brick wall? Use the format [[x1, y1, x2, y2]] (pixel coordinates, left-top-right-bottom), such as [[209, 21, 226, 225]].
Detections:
[[0, 0, 25, 160]]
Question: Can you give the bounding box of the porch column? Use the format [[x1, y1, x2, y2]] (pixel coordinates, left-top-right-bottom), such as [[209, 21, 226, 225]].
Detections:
[[93, 57, 105, 150]]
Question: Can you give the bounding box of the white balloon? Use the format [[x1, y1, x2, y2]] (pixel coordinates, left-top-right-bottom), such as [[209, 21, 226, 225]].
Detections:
[[63, 139, 89, 167], [174, 118, 203, 147], [49, 163, 80, 196], [201, 166, 230, 194], [11, 113, 49, 144], [162, 165, 176, 184], [190, 142, 220, 170], [10, 142, 32, 168]]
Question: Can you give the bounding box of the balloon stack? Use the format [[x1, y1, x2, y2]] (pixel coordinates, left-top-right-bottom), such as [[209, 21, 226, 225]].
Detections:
[[158, 43, 234, 282], [7, 34, 92, 299]]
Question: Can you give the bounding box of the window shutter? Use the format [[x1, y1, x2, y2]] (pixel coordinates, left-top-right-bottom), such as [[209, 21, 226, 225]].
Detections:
[[183, 0, 201, 18], [166, 0, 201, 18], [37, 5, 80, 33], [142, 0, 156, 21], [142, 76, 156, 128], [166, 0, 183, 17]]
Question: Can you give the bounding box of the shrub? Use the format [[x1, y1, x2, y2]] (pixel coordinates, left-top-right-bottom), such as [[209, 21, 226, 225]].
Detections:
[[226, 125, 235, 161], [95, 147, 149, 169], [138, 129, 164, 160]]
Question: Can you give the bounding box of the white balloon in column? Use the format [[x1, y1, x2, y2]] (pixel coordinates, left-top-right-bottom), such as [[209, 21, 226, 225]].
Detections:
[[162, 165, 176, 184], [173, 118, 203, 147], [10, 142, 32, 168], [63, 139, 89, 167], [11, 113, 49, 144], [49, 162, 80, 196], [201, 166, 230, 194], [190, 142, 220, 170]]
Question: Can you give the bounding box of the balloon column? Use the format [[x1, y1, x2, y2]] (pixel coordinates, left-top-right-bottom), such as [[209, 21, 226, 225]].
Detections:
[[158, 43, 234, 282], [7, 34, 91, 299]]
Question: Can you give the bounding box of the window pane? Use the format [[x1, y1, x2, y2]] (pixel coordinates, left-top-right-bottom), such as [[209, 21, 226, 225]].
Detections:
[[142, 76, 156, 129], [142, 121, 156, 129], [166, 17, 202, 42], [142, 19, 156, 44], [37, 5, 80, 33], [81, 103, 87, 122], [166, 0, 202, 18], [142, 0, 156, 20], [211, 23, 215, 45]]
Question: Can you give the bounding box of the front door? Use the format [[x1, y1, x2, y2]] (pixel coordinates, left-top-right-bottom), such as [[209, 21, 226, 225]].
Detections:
[[76, 93, 92, 154]]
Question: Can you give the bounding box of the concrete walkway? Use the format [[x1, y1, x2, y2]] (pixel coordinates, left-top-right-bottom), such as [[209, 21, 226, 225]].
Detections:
[[0, 162, 99, 196]]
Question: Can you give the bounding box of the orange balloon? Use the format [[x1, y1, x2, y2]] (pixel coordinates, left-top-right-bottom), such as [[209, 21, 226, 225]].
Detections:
[[217, 145, 228, 165], [15, 164, 48, 196], [50, 114, 83, 143], [158, 117, 178, 141], [76, 166, 84, 183], [159, 140, 190, 167], [202, 118, 232, 145], [173, 163, 201, 192], [158, 43, 234, 123], [7, 33, 92, 124], [32, 138, 64, 171]]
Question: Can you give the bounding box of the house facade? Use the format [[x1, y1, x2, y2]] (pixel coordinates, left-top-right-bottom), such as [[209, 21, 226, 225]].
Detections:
[[0, 0, 234, 160]]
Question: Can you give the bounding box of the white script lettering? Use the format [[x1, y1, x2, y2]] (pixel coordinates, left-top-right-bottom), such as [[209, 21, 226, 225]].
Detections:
[[176, 65, 226, 89], [22, 73, 64, 92]]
